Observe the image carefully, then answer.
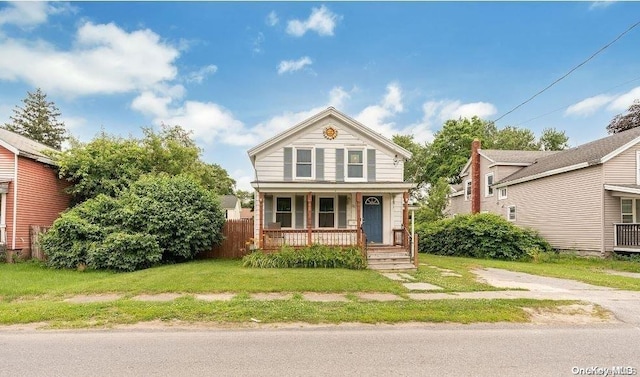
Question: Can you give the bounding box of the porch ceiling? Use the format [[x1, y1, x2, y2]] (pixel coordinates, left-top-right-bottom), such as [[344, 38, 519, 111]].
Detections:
[[251, 181, 414, 193]]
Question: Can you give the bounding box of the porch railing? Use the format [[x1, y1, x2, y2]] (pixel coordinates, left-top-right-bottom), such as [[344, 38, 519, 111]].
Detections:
[[262, 229, 359, 250], [614, 223, 640, 249]]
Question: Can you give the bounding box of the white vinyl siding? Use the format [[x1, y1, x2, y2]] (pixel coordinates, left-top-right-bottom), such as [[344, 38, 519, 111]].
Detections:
[[507, 165, 603, 252], [253, 116, 404, 182], [603, 146, 640, 184], [637, 151, 640, 185]]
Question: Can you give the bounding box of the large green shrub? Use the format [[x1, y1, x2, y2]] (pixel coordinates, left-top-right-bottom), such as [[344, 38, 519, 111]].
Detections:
[[417, 213, 551, 261], [42, 174, 225, 271], [242, 245, 367, 269]]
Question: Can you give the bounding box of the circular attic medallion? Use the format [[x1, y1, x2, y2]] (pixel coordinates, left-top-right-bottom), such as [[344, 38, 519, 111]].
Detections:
[[323, 125, 338, 140]]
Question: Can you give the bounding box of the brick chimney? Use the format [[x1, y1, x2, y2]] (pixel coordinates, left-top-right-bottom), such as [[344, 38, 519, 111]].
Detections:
[[471, 139, 481, 214]]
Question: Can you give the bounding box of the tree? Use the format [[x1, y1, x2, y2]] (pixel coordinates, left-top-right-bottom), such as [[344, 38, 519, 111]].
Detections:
[[53, 125, 235, 203], [415, 177, 450, 224], [392, 134, 431, 198], [235, 189, 255, 208], [423, 117, 497, 186], [3, 88, 67, 149], [493, 126, 538, 150], [539, 127, 569, 150], [607, 99, 640, 134]]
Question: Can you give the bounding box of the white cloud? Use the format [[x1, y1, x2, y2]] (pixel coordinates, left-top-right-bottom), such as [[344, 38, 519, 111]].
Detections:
[[565, 86, 640, 117], [186, 64, 218, 84], [355, 83, 404, 137], [266, 11, 279, 26], [131, 91, 173, 119], [607, 86, 640, 112], [232, 170, 254, 192], [252, 32, 265, 54], [565, 94, 615, 117], [589, 1, 616, 10], [437, 101, 497, 121], [0, 22, 180, 96], [0, 1, 74, 29], [60, 115, 86, 131], [286, 5, 341, 37], [277, 56, 312, 75]]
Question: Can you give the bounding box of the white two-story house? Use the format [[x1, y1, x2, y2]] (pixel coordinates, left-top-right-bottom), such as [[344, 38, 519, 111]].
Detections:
[[247, 107, 414, 252]]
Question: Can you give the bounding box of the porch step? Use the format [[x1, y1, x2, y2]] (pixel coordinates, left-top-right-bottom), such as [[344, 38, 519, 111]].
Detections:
[[366, 247, 415, 271]]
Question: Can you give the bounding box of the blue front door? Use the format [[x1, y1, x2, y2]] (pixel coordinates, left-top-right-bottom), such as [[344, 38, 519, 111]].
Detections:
[[363, 196, 383, 244]]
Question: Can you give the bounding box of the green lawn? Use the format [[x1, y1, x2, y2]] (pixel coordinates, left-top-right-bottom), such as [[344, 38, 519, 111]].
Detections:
[[419, 253, 640, 291], [0, 260, 404, 300]]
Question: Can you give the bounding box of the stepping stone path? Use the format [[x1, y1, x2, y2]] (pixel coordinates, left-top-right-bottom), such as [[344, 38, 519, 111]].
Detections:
[[63, 294, 123, 303], [302, 293, 349, 302], [356, 293, 402, 302], [250, 293, 293, 301], [132, 293, 182, 302], [403, 282, 443, 291], [194, 293, 235, 301]]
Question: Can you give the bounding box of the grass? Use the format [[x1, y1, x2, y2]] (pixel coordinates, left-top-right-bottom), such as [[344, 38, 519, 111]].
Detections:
[[419, 253, 640, 291], [0, 296, 573, 328], [0, 260, 404, 301]]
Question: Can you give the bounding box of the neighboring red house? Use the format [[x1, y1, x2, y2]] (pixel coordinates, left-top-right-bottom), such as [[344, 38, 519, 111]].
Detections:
[[0, 128, 70, 258]]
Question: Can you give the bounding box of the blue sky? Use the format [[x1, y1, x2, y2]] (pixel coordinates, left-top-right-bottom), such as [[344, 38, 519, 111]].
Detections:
[[0, 1, 639, 191]]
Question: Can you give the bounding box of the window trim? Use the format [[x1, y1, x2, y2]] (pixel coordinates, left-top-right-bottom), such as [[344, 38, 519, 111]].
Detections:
[[507, 205, 516, 222], [274, 196, 294, 229], [345, 148, 367, 182], [498, 187, 507, 200], [485, 172, 494, 197], [294, 147, 315, 180], [621, 197, 636, 223], [464, 179, 472, 201], [316, 196, 337, 228]]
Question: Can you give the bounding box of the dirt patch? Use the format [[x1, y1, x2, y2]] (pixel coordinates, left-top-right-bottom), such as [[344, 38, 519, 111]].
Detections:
[[604, 270, 640, 279], [302, 293, 349, 302], [356, 293, 403, 301], [524, 304, 617, 324], [194, 293, 236, 301]]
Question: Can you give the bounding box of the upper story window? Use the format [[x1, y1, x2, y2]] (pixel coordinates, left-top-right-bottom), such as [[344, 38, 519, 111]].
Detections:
[[464, 180, 472, 201], [498, 187, 507, 200], [347, 150, 364, 179], [485, 173, 494, 197], [295, 148, 313, 178]]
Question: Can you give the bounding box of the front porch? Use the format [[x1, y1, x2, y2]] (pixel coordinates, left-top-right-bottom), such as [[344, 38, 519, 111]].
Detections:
[[614, 223, 640, 253]]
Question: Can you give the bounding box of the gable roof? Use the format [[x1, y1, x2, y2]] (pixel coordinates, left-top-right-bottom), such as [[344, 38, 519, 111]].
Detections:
[[220, 195, 239, 209], [246, 107, 412, 161], [0, 128, 57, 165], [460, 149, 557, 176], [496, 126, 640, 187]]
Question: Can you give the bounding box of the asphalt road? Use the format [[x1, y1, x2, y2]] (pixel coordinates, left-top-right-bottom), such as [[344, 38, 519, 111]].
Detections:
[[1, 325, 639, 377]]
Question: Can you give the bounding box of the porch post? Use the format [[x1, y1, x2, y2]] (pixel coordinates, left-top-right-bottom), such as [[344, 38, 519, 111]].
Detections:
[[356, 192, 362, 246], [307, 192, 312, 246], [258, 192, 264, 249], [403, 191, 409, 248]]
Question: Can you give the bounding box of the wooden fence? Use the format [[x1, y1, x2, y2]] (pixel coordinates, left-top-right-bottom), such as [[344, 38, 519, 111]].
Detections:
[[198, 219, 254, 259], [29, 225, 51, 261]]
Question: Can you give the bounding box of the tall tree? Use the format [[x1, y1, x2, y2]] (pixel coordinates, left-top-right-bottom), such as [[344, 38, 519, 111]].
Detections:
[[493, 126, 538, 150], [607, 99, 640, 134], [539, 127, 569, 150], [415, 177, 450, 223], [3, 88, 67, 149]]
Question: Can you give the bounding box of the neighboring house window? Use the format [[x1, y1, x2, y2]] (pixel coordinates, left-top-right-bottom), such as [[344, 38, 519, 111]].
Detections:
[[295, 148, 313, 178], [498, 187, 507, 200], [507, 205, 516, 221], [275, 197, 292, 228], [464, 180, 472, 201], [318, 197, 335, 228], [620, 198, 639, 223], [347, 149, 364, 179], [485, 173, 494, 197]]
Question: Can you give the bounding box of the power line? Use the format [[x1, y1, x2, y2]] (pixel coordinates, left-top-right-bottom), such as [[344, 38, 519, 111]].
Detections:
[[493, 19, 640, 124]]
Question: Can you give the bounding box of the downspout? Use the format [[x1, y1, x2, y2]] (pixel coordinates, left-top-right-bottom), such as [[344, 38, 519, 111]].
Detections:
[[12, 153, 17, 250], [471, 139, 481, 214]]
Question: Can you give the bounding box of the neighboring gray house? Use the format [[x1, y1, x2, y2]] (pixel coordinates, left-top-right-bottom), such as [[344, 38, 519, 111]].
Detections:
[[449, 127, 640, 255], [221, 195, 241, 220], [247, 107, 415, 255]]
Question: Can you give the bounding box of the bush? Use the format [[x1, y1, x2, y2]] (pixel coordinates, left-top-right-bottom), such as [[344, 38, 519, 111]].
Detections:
[[42, 174, 226, 271], [242, 245, 367, 269], [417, 213, 551, 261]]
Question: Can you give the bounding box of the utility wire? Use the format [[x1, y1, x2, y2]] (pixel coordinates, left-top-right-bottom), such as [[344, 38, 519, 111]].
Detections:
[[492, 20, 640, 124]]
